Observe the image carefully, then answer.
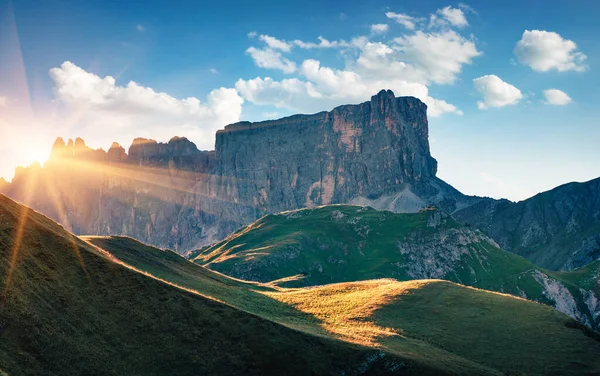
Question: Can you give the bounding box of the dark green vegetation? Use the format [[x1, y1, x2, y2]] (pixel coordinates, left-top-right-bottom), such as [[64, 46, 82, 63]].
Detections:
[[3, 193, 600, 375], [455, 177, 600, 271], [192, 205, 600, 329], [88, 234, 600, 375], [0, 195, 411, 376]]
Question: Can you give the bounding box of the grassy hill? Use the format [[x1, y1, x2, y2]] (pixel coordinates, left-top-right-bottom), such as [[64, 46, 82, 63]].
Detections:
[[0, 194, 418, 376], [3, 193, 600, 375], [88, 234, 600, 375], [191, 205, 600, 329]]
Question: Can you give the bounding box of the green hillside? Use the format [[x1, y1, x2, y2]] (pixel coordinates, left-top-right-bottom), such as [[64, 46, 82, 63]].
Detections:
[[0, 194, 414, 376], [88, 235, 600, 375], [3, 192, 600, 375], [191, 205, 600, 329]]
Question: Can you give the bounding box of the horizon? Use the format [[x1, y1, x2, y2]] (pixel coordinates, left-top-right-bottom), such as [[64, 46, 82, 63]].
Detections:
[[1, 0, 600, 201]]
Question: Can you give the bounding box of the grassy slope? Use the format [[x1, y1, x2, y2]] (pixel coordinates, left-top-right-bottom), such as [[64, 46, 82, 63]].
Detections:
[[88, 235, 600, 376], [0, 194, 426, 376], [191, 205, 599, 324]]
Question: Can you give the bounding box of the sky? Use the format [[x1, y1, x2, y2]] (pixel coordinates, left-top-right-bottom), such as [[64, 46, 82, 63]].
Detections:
[[0, 0, 599, 201]]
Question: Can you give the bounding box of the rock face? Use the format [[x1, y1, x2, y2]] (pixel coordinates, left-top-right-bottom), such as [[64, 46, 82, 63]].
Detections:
[[2, 90, 464, 252], [175, 90, 461, 249], [2, 136, 214, 248], [454, 177, 600, 270]]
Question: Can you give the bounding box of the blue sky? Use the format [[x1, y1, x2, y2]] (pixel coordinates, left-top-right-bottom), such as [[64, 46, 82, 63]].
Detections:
[[0, 0, 599, 201]]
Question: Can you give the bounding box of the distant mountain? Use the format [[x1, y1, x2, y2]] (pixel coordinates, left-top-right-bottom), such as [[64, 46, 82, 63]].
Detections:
[[191, 205, 600, 329], [454, 178, 600, 271]]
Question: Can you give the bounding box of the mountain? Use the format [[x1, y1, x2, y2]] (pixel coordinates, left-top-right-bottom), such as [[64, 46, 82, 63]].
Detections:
[[0, 90, 472, 254], [2, 90, 599, 271], [86, 234, 600, 375], [454, 177, 600, 271], [191, 205, 600, 329], [3, 194, 600, 375]]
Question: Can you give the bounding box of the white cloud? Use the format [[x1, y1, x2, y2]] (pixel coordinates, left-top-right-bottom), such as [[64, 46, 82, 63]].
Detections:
[[259, 34, 292, 52], [246, 47, 296, 73], [263, 111, 278, 118], [385, 12, 421, 30], [49, 61, 243, 150], [432, 6, 468, 28], [247, 31, 257, 38], [293, 36, 349, 49], [136, 24, 144, 32], [370, 24, 389, 34], [236, 59, 462, 117], [514, 30, 587, 72], [210, 68, 218, 74], [389, 30, 480, 85], [543, 89, 572, 105], [473, 74, 522, 109]]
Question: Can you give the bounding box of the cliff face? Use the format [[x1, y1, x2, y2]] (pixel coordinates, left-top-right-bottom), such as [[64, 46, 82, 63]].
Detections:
[[1, 90, 453, 252], [172, 90, 458, 249]]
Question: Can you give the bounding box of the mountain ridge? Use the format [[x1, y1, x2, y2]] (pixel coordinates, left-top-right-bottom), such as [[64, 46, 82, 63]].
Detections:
[[1, 90, 599, 271], [191, 204, 600, 329]]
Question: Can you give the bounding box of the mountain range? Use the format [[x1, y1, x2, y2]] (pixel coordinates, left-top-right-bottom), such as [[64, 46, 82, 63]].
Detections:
[[2, 90, 599, 273]]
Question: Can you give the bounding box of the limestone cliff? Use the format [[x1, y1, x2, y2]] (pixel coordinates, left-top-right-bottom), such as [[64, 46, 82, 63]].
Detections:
[[173, 90, 463, 249], [2, 90, 460, 253]]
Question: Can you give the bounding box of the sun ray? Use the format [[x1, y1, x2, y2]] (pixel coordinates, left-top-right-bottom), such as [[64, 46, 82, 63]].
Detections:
[[43, 172, 89, 279], [2, 168, 38, 300]]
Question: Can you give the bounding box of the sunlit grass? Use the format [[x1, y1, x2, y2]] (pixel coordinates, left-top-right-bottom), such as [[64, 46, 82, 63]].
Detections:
[[262, 279, 414, 346], [85, 235, 600, 375]]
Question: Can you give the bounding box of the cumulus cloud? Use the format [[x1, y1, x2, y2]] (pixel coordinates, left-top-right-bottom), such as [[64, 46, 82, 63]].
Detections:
[[247, 31, 257, 38], [236, 59, 462, 117], [370, 24, 389, 34], [388, 30, 480, 85], [238, 14, 483, 118], [514, 30, 587, 72], [543, 89, 572, 105], [49, 61, 243, 150], [259, 34, 292, 52], [430, 6, 468, 28], [473, 75, 522, 109], [385, 12, 421, 30], [246, 47, 296, 73]]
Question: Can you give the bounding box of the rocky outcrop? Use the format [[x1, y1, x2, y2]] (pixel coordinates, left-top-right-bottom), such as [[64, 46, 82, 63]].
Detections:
[[173, 90, 468, 249]]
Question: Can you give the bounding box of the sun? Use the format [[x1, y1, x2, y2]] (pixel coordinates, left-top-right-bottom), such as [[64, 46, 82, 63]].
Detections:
[[24, 149, 49, 167]]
